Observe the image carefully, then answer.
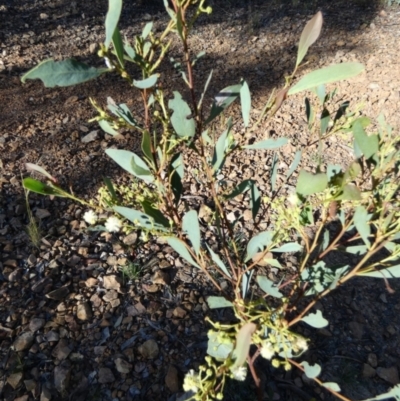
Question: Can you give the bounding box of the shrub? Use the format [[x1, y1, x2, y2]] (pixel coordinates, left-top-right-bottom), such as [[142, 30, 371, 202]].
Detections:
[[22, 1, 400, 400]]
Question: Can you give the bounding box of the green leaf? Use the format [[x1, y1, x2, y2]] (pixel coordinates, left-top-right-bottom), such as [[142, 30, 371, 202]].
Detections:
[[205, 83, 241, 125], [243, 137, 288, 150], [352, 120, 379, 159], [98, 120, 119, 136], [272, 242, 302, 253], [240, 80, 251, 127], [296, 170, 328, 196], [296, 11, 323, 67], [112, 27, 125, 68], [359, 265, 400, 278], [334, 184, 361, 201], [21, 59, 104, 87], [301, 310, 328, 328], [141, 22, 153, 39], [206, 244, 232, 278], [133, 74, 159, 89], [207, 296, 233, 309], [270, 152, 278, 192], [322, 382, 341, 392], [169, 153, 184, 205], [320, 108, 330, 135], [345, 245, 368, 255], [141, 131, 154, 165], [288, 63, 365, 95], [104, 0, 122, 49], [245, 231, 274, 262], [23, 178, 63, 197], [212, 129, 229, 173], [207, 330, 234, 360], [166, 237, 200, 268], [231, 323, 256, 369], [169, 91, 196, 138], [107, 99, 141, 128], [141, 201, 169, 227], [242, 270, 254, 299], [286, 150, 302, 179], [225, 179, 255, 200], [199, 69, 213, 110], [182, 210, 201, 255], [105, 149, 154, 183], [353, 206, 371, 247], [301, 362, 321, 379], [103, 177, 117, 202], [360, 384, 400, 401], [114, 206, 167, 231], [316, 84, 326, 105], [26, 163, 56, 182], [250, 182, 261, 220], [123, 41, 136, 60], [257, 276, 283, 298], [305, 98, 314, 128]]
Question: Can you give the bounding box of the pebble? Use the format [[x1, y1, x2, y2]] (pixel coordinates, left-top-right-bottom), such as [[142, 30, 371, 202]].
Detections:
[[165, 365, 180, 393], [14, 332, 34, 351], [98, 367, 115, 383], [29, 318, 45, 332], [77, 302, 92, 321], [114, 358, 132, 374], [376, 366, 399, 385], [138, 339, 159, 359]]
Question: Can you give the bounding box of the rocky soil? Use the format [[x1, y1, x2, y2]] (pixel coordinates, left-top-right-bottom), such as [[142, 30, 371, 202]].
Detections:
[[0, 1, 400, 401]]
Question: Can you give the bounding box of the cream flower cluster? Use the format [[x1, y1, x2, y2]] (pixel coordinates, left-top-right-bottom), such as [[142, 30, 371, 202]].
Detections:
[[83, 210, 122, 233]]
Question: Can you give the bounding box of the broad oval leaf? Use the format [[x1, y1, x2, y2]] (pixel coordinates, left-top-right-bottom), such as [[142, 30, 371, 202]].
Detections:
[[105, 149, 154, 183], [205, 83, 241, 125], [133, 74, 159, 89], [113, 206, 167, 231], [207, 296, 233, 309], [353, 206, 371, 248], [23, 178, 63, 197], [98, 120, 119, 136], [105, 0, 123, 49], [296, 12, 323, 67], [288, 63, 365, 96], [359, 264, 400, 278], [207, 330, 234, 360], [26, 163, 56, 182], [169, 91, 196, 138], [257, 276, 283, 298], [141, 22, 153, 39], [301, 310, 328, 328], [272, 242, 303, 253], [182, 210, 201, 255], [21, 59, 104, 87], [240, 80, 251, 127], [206, 244, 232, 278], [243, 137, 288, 150], [166, 237, 200, 268], [322, 382, 341, 392], [140, 201, 169, 227], [301, 362, 321, 379], [231, 323, 256, 369], [245, 231, 274, 262], [296, 170, 328, 196], [352, 120, 379, 159]]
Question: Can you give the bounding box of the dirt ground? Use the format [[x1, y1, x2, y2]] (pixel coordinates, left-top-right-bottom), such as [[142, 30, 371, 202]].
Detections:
[[0, 1, 400, 400]]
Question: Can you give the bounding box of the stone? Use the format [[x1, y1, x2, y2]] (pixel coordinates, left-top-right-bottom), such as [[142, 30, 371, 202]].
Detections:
[[14, 332, 34, 351], [85, 277, 98, 287], [45, 330, 59, 342], [103, 290, 118, 302], [362, 363, 376, 378], [376, 366, 399, 385], [98, 367, 115, 384], [90, 293, 102, 308], [114, 358, 132, 374], [368, 353, 378, 368], [127, 302, 146, 316], [103, 275, 122, 292], [24, 379, 36, 392], [172, 306, 187, 318], [7, 372, 23, 389], [15, 396, 29, 401], [165, 365, 179, 393], [54, 363, 71, 393], [52, 339, 72, 360], [138, 339, 159, 359], [349, 321, 364, 339], [32, 277, 52, 293], [77, 302, 92, 321], [152, 271, 170, 285], [123, 232, 137, 245], [36, 208, 51, 219], [40, 385, 52, 401], [81, 130, 98, 143], [29, 318, 45, 332], [46, 286, 69, 301], [39, 13, 49, 20]]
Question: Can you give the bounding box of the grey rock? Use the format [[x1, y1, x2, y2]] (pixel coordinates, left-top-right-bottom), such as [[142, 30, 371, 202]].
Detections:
[[77, 302, 92, 321], [165, 365, 179, 393], [54, 362, 71, 393], [29, 318, 45, 332], [98, 367, 115, 384], [138, 339, 159, 359], [114, 358, 132, 374], [46, 286, 69, 301], [52, 339, 72, 360], [14, 332, 34, 351], [376, 366, 399, 385]]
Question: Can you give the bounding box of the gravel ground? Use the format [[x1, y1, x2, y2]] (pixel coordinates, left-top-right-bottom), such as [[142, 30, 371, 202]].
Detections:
[[0, 1, 400, 400]]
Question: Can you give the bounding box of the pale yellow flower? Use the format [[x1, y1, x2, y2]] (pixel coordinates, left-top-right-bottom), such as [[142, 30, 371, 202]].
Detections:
[[83, 210, 98, 225], [105, 216, 122, 232]]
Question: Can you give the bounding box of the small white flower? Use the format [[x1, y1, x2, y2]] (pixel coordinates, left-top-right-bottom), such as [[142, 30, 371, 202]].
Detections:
[[183, 369, 200, 393], [83, 210, 98, 225], [231, 366, 247, 381], [260, 341, 275, 360], [287, 192, 298, 206], [104, 57, 115, 69], [294, 337, 308, 353], [105, 216, 122, 232]]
